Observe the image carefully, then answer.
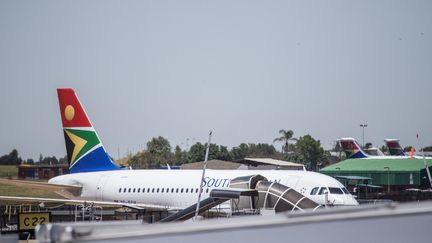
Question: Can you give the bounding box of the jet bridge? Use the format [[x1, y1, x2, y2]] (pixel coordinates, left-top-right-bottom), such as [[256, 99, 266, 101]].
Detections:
[[160, 175, 321, 222]]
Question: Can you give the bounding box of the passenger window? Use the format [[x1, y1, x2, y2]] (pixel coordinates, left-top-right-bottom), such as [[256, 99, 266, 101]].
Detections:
[[161, 188, 164, 193], [123, 188, 127, 193], [310, 187, 318, 195], [196, 188, 199, 193], [171, 188, 174, 193], [191, 188, 193, 193], [181, 188, 184, 193], [147, 188, 150, 193], [118, 188, 122, 193], [206, 188, 209, 193], [157, 188, 160, 193], [128, 188, 131, 193], [133, 188, 136, 193], [152, 188, 155, 193], [137, 188, 141, 193], [166, 188, 169, 192], [176, 188, 179, 193], [142, 188, 145, 193]]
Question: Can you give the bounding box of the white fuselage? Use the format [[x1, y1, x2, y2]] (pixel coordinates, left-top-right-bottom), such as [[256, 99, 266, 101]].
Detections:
[[49, 169, 358, 209]]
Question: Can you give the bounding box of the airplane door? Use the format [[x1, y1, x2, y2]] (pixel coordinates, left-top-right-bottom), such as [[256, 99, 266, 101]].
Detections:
[[96, 175, 110, 201]]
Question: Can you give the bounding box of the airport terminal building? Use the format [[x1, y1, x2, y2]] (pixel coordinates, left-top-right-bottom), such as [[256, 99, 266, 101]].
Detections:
[[320, 158, 432, 191]]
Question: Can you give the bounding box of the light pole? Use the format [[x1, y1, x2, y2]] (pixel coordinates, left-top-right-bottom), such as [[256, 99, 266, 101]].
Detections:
[[360, 123, 368, 148], [384, 166, 390, 192]]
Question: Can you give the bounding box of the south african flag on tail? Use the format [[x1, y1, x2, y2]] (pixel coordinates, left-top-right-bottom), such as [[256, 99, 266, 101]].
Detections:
[[57, 88, 120, 173]]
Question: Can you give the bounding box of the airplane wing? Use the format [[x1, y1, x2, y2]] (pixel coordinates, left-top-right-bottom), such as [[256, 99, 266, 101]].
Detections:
[[0, 195, 182, 211], [0, 179, 181, 211]]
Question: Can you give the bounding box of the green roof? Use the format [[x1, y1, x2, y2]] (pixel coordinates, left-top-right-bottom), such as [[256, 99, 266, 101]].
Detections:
[[321, 158, 432, 172]]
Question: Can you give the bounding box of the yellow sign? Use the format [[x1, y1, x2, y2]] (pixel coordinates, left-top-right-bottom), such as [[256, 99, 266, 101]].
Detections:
[[18, 212, 51, 231]]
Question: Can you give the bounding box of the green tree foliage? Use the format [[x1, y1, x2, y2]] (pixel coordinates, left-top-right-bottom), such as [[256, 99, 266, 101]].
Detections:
[[125, 134, 331, 170], [174, 145, 189, 165], [273, 129, 297, 153], [0, 149, 22, 165], [288, 135, 327, 171], [230, 143, 249, 160], [188, 142, 206, 162], [129, 136, 175, 168]]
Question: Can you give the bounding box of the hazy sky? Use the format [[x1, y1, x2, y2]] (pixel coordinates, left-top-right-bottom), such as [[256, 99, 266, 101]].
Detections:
[[1, 1, 431, 160]]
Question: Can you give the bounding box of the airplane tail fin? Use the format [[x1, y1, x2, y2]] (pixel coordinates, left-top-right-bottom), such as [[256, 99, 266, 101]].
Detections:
[[384, 139, 406, 156], [338, 138, 368, 159], [57, 88, 120, 173]]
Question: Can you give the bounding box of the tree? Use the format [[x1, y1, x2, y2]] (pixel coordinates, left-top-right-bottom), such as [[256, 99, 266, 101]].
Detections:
[[188, 142, 206, 162], [230, 143, 249, 160], [217, 145, 231, 161], [174, 145, 189, 164], [0, 149, 22, 165], [290, 135, 326, 171], [273, 129, 297, 153], [147, 136, 171, 154]]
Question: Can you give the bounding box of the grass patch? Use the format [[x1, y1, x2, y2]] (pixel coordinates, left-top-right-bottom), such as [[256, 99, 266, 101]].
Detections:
[[0, 165, 65, 199], [0, 165, 18, 178], [0, 183, 64, 198]]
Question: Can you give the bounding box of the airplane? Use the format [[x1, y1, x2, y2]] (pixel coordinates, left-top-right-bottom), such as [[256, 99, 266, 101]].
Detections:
[[384, 139, 406, 156], [0, 89, 358, 216], [338, 137, 411, 159]]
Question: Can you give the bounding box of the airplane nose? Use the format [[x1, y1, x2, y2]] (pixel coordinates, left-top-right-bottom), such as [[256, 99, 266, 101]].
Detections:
[[328, 195, 359, 206]]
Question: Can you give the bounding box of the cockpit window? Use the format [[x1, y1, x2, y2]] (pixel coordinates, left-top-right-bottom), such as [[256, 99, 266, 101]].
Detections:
[[310, 187, 319, 195], [341, 187, 349, 194], [328, 187, 344, 194], [318, 187, 328, 195]]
